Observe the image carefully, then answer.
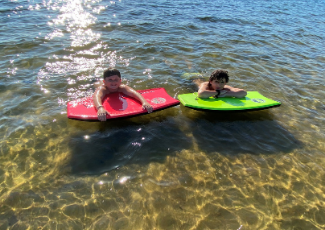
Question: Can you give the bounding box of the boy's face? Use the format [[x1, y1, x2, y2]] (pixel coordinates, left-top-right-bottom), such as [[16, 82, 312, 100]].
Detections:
[[209, 78, 227, 90], [103, 75, 121, 90]]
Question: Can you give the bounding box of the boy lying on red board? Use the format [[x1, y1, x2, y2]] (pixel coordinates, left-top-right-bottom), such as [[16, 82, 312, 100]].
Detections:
[[93, 68, 153, 121]]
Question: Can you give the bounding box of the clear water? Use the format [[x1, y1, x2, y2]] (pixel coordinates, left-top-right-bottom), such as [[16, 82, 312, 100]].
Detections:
[[1, 0, 325, 229]]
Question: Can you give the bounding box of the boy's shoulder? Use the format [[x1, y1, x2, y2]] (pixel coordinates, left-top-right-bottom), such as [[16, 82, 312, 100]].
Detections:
[[118, 84, 139, 94], [199, 81, 209, 88], [117, 84, 129, 91]]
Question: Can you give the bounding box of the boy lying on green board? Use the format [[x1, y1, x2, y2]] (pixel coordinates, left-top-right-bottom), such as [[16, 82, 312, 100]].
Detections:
[[196, 69, 247, 99]]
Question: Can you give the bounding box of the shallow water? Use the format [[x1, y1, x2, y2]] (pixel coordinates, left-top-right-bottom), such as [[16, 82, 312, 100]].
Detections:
[[1, 0, 325, 229]]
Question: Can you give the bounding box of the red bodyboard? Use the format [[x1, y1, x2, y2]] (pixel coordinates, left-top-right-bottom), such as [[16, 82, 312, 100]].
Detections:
[[67, 88, 179, 120]]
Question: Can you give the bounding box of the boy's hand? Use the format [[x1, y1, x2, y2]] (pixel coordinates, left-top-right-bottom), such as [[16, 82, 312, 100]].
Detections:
[[218, 89, 228, 97], [142, 102, 153, 113], [97, 107, 109, 121]]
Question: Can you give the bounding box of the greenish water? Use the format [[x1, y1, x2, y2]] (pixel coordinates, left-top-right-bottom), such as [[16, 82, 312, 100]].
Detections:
[[1, 0, 325, 229]]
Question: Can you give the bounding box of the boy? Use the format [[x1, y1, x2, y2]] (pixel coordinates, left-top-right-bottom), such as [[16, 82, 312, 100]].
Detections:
[[197, 69, 247, 98], [93, 68, 153, 121]]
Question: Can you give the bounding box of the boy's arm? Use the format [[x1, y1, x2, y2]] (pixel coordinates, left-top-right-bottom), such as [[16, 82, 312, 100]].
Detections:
[[93, 86, 109, 121], [198, 82, 227, 98], [198, 83, 246, 98], [121, 85, 153, 113], [220, 85, 247, 98]]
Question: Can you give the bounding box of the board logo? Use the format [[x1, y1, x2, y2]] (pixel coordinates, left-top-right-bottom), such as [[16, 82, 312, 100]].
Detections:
[[151, 97, 166, 104], [252, 98, 265, 103], [118, 96, 128, 111]]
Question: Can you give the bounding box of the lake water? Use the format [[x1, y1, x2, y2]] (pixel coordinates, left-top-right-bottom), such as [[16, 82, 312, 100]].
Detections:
[[1, 0, 325, 229]]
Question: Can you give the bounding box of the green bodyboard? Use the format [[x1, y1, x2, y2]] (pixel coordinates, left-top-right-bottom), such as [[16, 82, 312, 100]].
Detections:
[[178, 91, 281, 111]]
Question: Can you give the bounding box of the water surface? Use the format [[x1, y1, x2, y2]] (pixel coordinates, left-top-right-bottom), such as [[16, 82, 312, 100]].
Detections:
[[1, 0, 325, 229]]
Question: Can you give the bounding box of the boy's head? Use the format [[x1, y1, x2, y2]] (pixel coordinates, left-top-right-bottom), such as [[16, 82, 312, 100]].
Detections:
[[103, 68, 121, 80], [208, 69, 229, 90], [209, 69, 229, 83], [103, 68, 122, 90]]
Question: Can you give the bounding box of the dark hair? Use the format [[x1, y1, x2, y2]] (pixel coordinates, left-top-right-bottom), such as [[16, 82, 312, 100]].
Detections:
[[103, 68, 121, 79], [209, 69, 229, 83]]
